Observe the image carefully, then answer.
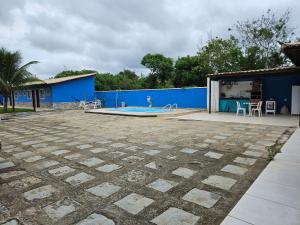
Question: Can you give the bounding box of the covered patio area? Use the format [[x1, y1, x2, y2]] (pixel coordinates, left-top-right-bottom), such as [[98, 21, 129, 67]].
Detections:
[[204, 42, 300, 127], [207, 67, 300, 115]]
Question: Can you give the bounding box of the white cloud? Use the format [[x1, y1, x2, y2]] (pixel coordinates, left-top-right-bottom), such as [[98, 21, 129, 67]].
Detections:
[[0, 0, 299, 79]]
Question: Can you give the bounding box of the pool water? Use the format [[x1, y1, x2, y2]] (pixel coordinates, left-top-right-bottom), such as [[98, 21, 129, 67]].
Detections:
[[108, 107, 168, 113]]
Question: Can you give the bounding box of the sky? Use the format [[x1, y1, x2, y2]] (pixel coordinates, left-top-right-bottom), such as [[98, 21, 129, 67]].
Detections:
[[1, 0, 300, 79]]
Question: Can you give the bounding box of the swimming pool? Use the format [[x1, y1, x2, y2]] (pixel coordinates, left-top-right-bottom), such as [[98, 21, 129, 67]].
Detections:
[[108, 107, 168, 113]]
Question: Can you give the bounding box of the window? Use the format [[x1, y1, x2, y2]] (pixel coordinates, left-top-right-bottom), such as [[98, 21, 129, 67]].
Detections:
[[39, 89, 45, 99], [27, 90, 32, 100], [45, 88, 51, 97]]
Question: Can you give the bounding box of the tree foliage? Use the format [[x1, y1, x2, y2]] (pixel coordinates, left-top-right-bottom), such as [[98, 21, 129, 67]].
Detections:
[[95, 70, 143, 91], [198, 37, 243, 73], [55, 69, 97, 78], [141, 53, 173, 86], [173, 55, 201, 87], [0, 48, 38, 112], [230, 9, 295, 68]]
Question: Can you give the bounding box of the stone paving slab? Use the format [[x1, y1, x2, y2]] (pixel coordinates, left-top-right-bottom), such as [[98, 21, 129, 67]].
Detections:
[[180, 148, 198, 154], [147, 178, 178, 193], [202, 175, 237, 190], [64, 153, 82, 160], [48, 166, 76, 176], [51, 150, 71, 156], [0, 161, 15, 169], [23, 185, 57, 201], [90, 148, 108, 153], [143, 150, 161, 155], [1, 219, 21, 225], [34, 160, 60, 170], [79, 157, 104, 167], [77, 144, 93, 150], [65, 172, 95, 186], [145, 161, 157, 170], [0, 170, 27, 180], [76, 213, 115, 225], [114, 193, 154, 215], [43, 198, 80, 221], [96, 164, 122, 173], [24, 155, 45, 162], [86, 182, 121, 198], [7, 176, 42, 189], [151, 207, 200, 225], [182, 188, 221, 208], [110, 143, 126, 148], [234, 157, 257, 166], [243, 150, 263, 158], [13, 151, 34, 159], [172, 167, 196, 178], [221, 164, 248, 175], [204, 151, 223, 159]]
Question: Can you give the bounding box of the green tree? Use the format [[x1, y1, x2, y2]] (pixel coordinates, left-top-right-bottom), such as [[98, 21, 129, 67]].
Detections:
[[0, 48, 38, 112], [55, 69, 97, 78], [173, 55, 201, 87], [95, 73, 117, 91], [197, 37, 243, 73], [141, 53, 174, 86], [115, 69, 142, 90], [230, 9, 295, 68], [117, 69, 139, 80]]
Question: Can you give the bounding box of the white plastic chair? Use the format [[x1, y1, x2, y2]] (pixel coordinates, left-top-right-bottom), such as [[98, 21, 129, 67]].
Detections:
[[252, 101, 263, 117], [79, 101, 89, 110], [265, 101, 276, 115], [91, 99, 102, 109], [236, 101, 246, 116]]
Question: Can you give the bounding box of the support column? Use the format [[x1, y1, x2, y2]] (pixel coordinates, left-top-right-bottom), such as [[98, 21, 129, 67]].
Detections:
[[32, 89, 37, 112], [208, 77, 212, 114]]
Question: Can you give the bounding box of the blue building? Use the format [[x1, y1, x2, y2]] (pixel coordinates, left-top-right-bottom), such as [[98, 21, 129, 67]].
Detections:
[[15, 73, 96, 109]]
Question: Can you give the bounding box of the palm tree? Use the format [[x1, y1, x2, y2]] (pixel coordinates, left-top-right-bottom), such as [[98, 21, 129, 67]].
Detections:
[[0, 48, 38, 112]]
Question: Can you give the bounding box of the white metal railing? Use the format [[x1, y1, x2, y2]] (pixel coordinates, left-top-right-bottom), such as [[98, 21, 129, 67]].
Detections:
[[163, 104, 172, 111], [163, 103, 177, 111]]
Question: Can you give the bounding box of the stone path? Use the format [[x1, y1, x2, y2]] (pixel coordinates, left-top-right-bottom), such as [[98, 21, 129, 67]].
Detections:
[[0, 110, 294, 224]]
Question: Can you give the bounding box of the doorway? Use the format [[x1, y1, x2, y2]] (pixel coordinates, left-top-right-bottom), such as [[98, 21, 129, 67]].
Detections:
[[31, 89, 41, 108]]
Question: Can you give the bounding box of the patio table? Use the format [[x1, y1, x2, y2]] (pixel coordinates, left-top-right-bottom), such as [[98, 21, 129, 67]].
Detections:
[[243, 102, 258, 116]]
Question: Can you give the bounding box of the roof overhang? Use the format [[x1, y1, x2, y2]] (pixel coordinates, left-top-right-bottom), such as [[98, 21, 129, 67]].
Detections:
[[23, 73, 96, 87], [281, 42, 300, 66], [207, 66, 300, 80]]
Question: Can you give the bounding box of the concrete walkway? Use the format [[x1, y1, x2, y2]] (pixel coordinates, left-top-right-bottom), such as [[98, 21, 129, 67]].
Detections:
[[175, 112, 299, 127], [221, 128, 300, 225]]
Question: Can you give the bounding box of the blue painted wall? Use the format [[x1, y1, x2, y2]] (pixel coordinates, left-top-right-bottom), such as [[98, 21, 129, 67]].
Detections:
[[261, 74, 300, 113], [96, 87, 207, 108], [0, 94, 3, 105], [51, 76, 95, 102], [223, 73, 300, 113]]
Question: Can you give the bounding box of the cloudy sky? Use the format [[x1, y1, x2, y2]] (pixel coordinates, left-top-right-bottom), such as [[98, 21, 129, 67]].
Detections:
[[1, 0, 299, 79]]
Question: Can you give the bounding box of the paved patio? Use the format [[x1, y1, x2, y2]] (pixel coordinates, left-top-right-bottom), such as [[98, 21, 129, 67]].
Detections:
[[0, 111, 295, 224], [175, 112, 299, 127]]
